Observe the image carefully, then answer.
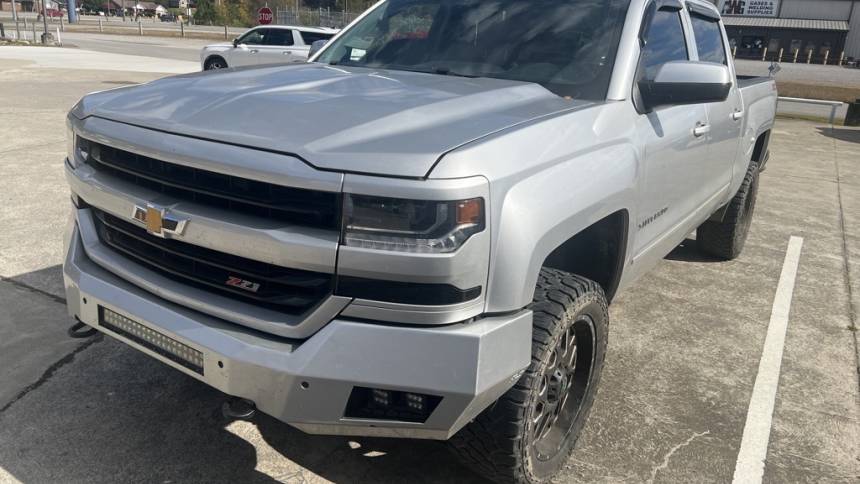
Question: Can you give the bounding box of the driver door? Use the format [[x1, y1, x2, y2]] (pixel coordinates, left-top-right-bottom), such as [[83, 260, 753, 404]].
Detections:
[[633, 3, 711, 262], [231, 28, 268, 67]]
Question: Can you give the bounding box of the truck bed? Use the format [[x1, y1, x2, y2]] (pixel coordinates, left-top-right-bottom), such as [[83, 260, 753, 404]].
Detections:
[[737, 75, 772, 89]]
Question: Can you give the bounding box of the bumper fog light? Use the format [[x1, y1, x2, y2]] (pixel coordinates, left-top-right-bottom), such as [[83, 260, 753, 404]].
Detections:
[[345, 386, 442, 423]]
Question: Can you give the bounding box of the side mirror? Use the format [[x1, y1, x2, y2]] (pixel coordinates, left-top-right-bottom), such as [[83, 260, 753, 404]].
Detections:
[[308, 39, 328, 58], [639, 61, 731, 111], [232, 38, 239, 48]]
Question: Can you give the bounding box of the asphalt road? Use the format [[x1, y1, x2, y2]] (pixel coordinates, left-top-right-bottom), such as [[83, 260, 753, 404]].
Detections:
[[61, 31, 211, 62], [0, 46, 858, 484]]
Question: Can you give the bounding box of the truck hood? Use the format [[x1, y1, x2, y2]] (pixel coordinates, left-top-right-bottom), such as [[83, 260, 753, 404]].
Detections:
[[74, 63, 586, 178]]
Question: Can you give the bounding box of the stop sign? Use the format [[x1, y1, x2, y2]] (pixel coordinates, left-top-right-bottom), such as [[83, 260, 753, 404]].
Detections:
[[258, 7, 273, 25]]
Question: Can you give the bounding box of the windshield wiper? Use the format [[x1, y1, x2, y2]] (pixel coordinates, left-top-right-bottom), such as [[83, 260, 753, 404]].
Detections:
[[433, 66, 478, 78]]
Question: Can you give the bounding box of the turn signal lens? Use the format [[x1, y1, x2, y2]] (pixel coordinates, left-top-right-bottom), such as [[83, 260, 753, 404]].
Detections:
[[456, 198, 482, 225]]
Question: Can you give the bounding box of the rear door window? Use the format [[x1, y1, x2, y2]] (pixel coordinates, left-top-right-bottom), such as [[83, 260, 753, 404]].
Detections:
[[300, 31, 335, 45], [639, 8, 688, 80], [265, 29, 294, 46], [690, 14, 727, 64]]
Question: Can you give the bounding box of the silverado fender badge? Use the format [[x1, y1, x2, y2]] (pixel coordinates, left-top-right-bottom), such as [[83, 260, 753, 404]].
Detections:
[[132, 204, 188, 238]]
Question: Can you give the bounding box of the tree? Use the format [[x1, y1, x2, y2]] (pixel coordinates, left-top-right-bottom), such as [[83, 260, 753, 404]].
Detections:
[[221, 0, 253, 27], [193, 0, 222, 25], [81, 0, 102, 13]]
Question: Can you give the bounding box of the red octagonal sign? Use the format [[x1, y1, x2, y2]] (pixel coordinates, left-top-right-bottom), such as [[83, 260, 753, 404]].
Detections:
[[258, 7, 273, 25]]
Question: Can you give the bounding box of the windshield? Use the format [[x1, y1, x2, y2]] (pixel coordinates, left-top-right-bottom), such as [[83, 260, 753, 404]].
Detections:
[[316, 0, 630, 99]]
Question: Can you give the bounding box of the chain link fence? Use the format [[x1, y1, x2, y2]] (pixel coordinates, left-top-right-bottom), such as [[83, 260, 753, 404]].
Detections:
[[275, 7, 361, 29]]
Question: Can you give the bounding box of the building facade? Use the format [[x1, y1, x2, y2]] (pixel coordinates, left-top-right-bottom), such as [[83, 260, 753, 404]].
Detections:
[[717, 0, 860, 62]]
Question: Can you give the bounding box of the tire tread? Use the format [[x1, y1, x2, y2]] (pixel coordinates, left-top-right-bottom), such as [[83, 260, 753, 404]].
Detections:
[[450, 268, 608, 483]]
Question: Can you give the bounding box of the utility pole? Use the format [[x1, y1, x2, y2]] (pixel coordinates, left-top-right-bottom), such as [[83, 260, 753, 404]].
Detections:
[[68, 0, 77, 23], [10, 0, 18, 22], [41, 0, 49, 43]]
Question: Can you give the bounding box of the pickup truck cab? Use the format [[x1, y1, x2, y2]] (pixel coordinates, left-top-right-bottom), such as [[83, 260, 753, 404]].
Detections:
[[200, 25, 338, 70], [65, 0, 776, 482]]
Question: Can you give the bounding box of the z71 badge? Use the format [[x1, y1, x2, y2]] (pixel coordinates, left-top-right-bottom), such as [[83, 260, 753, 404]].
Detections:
[[225, 276, 261, 293]]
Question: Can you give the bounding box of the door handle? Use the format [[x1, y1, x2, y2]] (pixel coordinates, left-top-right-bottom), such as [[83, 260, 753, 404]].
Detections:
[[692, 123, 710, 137], [731, 110, 745, 121], [283, 50, 292, 55], [250, 49, 258, 54]]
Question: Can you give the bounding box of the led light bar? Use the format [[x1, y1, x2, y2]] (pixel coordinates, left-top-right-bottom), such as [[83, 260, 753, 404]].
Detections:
[[99, 307, 204, 375]]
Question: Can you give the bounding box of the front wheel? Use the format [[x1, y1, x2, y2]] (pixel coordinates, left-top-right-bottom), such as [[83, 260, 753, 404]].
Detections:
[[450, 268, 609, 483], [204, 56, 228, 70]]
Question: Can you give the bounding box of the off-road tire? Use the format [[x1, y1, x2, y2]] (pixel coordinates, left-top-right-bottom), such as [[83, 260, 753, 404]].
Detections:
[[450, 268, 609, 484], [697, 161, 760, 260]]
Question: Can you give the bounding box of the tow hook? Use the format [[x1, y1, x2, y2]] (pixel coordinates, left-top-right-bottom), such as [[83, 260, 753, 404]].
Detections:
[[68, 317, 98, 339], [222, 397, 256, 419]]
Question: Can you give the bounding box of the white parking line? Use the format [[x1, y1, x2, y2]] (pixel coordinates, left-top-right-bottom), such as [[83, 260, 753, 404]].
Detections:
[[732, 236, 804, 484]]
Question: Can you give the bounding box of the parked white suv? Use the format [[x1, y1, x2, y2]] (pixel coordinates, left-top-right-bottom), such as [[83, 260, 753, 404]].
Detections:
[[200, 25, 338, 70]]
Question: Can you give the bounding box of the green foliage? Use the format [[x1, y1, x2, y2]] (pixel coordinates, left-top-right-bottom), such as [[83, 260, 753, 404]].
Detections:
[[80, 0, 102, 13], [222, 0, 255, 27], [193, 0, 223, 25]]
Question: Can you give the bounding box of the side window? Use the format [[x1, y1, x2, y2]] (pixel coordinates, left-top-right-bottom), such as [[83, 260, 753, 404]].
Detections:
[[639, 8, 688, 81], [239, 29, 266, 45], [690, 14, 727, 64], [265, 29, 294, 46], [300, 31, 335, 45]]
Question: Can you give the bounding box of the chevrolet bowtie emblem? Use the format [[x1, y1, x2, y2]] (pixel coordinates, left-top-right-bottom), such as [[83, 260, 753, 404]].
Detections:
[[132, 205, 187, 238]]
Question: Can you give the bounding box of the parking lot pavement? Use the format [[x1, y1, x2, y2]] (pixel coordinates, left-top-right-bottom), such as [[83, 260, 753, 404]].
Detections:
[[0, 46, 198, 73], [0, 57, 858, 483], [59, 32, 213, 62]]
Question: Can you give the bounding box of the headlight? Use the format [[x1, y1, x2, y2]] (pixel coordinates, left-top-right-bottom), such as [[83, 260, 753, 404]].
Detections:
[[342, 195, 484, 253], [66, 121, 89, 169]]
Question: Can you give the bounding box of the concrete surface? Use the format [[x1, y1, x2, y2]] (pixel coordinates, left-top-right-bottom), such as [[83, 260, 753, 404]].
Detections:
[[0, 45, 197, 73], [0, 49, 858, 484], [735, 59, 859, 122]]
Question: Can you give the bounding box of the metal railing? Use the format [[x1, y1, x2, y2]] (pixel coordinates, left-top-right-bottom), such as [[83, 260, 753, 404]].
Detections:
[[275, 7, 362, 29], [777, 97, 844, 125], [732, 47, 852, 66]]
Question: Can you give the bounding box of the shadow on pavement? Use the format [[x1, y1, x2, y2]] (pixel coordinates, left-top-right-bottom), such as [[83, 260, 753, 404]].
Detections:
[[664, 238, 722, 263], [817, 126, 860, 144], [4, 264, 66, 301], [0, 265, 485, 483]]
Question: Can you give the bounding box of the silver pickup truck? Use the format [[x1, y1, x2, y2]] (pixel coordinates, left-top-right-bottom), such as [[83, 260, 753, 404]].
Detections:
[[63, 0, 776, 482]]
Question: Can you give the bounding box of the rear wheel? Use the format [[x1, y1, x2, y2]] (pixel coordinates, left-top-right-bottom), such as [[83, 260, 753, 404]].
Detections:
[[204, 56, 228, 70], [451, 268, 608, 483], [697, 161, 760, 260]]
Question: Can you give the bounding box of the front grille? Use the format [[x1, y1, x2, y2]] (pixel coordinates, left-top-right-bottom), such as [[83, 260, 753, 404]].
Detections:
[[82, 138, 340, 229], [91, 208, 333, 315]]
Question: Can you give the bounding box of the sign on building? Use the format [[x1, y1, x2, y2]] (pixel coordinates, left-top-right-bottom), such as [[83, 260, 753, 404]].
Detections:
[[719, 0, 780, 17]]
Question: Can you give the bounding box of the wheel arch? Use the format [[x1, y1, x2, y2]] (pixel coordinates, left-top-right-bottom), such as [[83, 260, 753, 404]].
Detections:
[[541, 210, 629, 303], [204, 55, 228, 69], [751, 128, 771, 169]]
